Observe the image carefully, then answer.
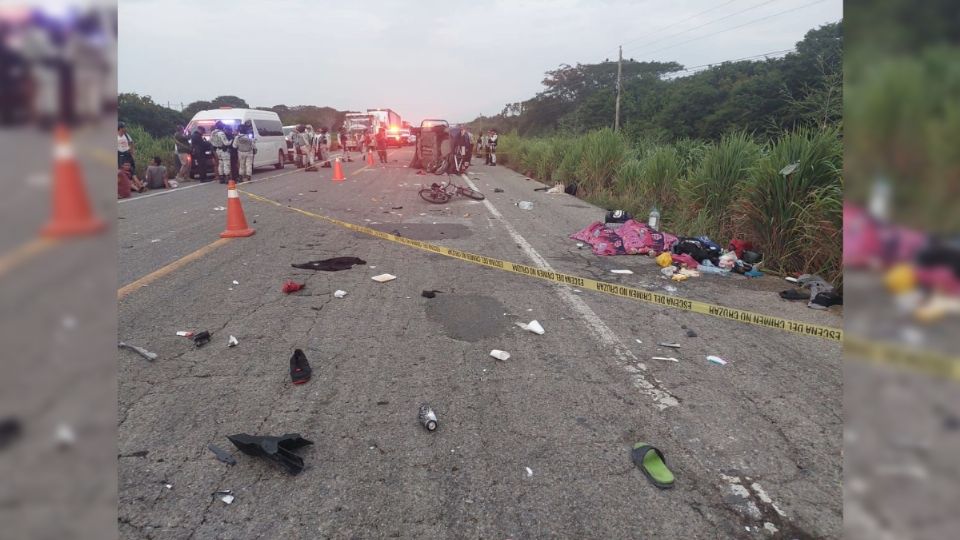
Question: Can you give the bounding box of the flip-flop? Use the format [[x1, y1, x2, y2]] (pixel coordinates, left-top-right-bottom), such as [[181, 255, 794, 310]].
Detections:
[[631, 442, 675, 489]]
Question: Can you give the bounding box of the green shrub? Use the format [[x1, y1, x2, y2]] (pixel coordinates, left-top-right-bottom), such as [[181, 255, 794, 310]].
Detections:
[[640, 145, 681, 209], [125, 124, 177, 180], [736, 127, 842, 278], [576, 128, 627, 196], [681, 132, 761, 241]]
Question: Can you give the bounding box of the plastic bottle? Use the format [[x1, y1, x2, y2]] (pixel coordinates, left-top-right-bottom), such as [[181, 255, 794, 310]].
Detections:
[[648, 206, 660, 230]]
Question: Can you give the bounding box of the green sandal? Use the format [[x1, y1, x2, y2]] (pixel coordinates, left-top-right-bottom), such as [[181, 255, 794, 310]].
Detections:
[[632, 442, 675, 489]]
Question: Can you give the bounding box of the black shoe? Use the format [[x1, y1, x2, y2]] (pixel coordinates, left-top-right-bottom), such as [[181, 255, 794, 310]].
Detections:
[[290, 349, 312, 384], [226, 433, 314, 475]]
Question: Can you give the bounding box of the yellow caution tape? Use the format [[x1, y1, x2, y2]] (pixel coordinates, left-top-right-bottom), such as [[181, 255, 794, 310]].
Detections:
[[240, 190, 843, 342], [845, 336, 960, 382]]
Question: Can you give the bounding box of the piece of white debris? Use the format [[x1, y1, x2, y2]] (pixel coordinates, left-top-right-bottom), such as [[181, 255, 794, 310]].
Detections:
[[707, 355, 727, 365], [334, 290, 347, 298], [371, 274, 396, 283], [525, 467, 533, 477], [227, 335, 239, 347], [220, 494, 234, 504], [573, 289, 582, 293], [516, 320, 545, 335], [232, 280, 239, 285], [652, 357, 679, 362], [150, 239, 161, 243], [55, 424, 76, 446], [489, 350, 511, 361], [635, 339, 643, 344], [164, 484, 173, 490], [611, 269, 633, 274]]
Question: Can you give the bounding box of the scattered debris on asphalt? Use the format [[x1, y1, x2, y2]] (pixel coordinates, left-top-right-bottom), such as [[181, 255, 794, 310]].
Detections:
[[192, 331, 211, 348], [635, 339, 643, 344], [611, 269, 634, 275], [213, 206, 225, 211], [652, 357, 679, 362], [664, 285, 678, 293], [707, 355, 727, 365], [291, 257, 367, 271], [371, 273, 397, 283], [517, 201, 533, 210], [232, 280, 239, 285], [632, 443, 675, 489], [226, 433, 314, 475], [0, 417, 23, 451], [576, 242, 584, 249], [228, 335, 239, 347], [525, 467, 534, 477], [334, 290, 347, 298], [391, 206, 403, 209], [421, 290, 442, 298], [213, 490, 234, 504], [282, 281, 305, 294], [118, 341, 157, 361], [516, 320, 545, 335], [163, 482, 172, 490], [418, 404, 438, 431], [686, 329, 698, 338], [176, 330, 194, 337], [290, 349, 312, 384], [208, 444, 237, 465], [658, 342, 681, 349], [493, 188, 504, 193], [489, 350, 511, 361]]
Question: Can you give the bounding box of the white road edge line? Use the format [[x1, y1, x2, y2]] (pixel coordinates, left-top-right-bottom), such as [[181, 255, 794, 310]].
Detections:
[[461, 174, 679, 409], [118, 165, 309, 203]]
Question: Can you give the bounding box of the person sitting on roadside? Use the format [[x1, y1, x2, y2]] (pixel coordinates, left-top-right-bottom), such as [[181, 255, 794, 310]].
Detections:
[[145, 156, 170, 190], [118, 161, 145, 199]]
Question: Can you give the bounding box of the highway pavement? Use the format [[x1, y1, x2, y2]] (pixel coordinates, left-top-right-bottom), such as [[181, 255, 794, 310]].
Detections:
[[117, 147, 842, 539]]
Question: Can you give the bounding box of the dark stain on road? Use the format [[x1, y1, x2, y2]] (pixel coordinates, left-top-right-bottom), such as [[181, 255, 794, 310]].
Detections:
[[425, 294, 510, 342], [369, 223, 472, 241]]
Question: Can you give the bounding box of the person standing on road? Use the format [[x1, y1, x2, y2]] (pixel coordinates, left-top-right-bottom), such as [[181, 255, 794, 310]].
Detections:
[[209, 121, 231, 183], [232, 121, 257, 182], [225, 124, 240, 182], [338, 127, 351, 162], [145, 156, 170, 190], [173, 125, 191, 181], [375, 127, 388, 164], [315, 127, 330, 167], [303, 124, 317, 171], [190, 127, 210, 181], [486, 129, 498, 166]]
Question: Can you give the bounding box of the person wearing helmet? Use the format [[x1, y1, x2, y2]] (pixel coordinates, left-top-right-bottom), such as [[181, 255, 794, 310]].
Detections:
[[232, 121, 257, 182], [209, 120, 231, 183]]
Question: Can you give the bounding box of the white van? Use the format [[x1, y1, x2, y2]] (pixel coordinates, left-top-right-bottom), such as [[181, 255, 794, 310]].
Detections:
[[185, 108, 288, 171]]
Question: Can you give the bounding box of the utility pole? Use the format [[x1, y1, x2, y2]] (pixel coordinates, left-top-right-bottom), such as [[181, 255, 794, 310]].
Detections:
[[615, 45, 622, 132]]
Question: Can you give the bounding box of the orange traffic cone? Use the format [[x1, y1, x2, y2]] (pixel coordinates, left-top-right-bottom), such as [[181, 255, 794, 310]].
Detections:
[[220, 181, 255, 238], [332, 158, 345, 182], [41, 124, 106, 237], [366, 149, 375, 166]]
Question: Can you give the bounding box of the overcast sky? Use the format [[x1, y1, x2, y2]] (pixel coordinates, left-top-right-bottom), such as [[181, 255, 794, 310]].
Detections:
[[119, 0, 842, 124]]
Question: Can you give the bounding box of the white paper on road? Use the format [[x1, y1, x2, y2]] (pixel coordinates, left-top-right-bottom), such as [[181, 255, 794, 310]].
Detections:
[[371, 274, 396, 283], [610, 269, 633, 274], [489, 350, 511, 361], [516, 320, 545, 335]]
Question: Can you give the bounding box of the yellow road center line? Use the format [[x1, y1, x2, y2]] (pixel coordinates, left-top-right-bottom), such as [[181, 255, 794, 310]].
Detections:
[[0, 237, 59, 278], [118, 237, 232, 300]]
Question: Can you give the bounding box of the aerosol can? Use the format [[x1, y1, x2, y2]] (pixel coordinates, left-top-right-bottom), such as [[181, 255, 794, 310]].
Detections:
[[418, 404, 438, 432]]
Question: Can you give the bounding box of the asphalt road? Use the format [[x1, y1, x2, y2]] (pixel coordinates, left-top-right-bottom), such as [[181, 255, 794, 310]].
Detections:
[[117, 147, 843, 539]]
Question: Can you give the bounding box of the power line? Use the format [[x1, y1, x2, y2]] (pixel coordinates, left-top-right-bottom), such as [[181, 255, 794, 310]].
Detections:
[[664, 48, 795, 77], [638, 0, 829, 58], [622, 0, 782, 56], [619, 0, 741, 49]]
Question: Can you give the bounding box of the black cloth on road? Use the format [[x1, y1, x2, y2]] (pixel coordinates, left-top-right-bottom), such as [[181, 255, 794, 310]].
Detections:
[[291, 257, 367, 271]]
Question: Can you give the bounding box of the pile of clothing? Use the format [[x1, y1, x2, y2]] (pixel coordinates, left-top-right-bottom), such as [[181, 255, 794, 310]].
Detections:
[[570, 219, 678, 256]]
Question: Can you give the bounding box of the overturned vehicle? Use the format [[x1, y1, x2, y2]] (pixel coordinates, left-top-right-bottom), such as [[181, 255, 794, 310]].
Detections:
[[409, 119, 472, 175]]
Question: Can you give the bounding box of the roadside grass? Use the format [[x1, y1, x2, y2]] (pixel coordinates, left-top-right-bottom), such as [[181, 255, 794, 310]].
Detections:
[[500, 127, 843, 284], [125, 125, 177, 180]]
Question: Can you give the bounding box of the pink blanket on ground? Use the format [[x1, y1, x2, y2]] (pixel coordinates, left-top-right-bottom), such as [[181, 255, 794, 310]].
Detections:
[[570, 220, 677, 256]]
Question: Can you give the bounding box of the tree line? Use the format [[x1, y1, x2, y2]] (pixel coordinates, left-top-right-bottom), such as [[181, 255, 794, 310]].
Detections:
[[118, 93, 350, 138], [468, 22, 841, 143]]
